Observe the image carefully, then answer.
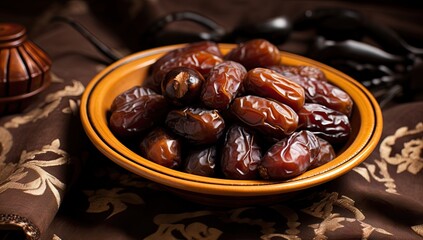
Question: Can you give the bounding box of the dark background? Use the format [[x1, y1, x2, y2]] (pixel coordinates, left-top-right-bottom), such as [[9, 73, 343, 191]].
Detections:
[[1, 0, 422, 107]]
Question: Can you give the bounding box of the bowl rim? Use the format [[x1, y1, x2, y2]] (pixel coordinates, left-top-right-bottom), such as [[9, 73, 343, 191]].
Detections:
[[80, 43, 383, 196]]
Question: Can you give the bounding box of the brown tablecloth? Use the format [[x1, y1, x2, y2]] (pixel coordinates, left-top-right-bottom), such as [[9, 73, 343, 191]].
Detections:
[[0, 1, 422, 239]]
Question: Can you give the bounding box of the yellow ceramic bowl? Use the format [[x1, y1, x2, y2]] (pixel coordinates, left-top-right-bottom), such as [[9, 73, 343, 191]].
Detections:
[[80, 44, 383, 206]]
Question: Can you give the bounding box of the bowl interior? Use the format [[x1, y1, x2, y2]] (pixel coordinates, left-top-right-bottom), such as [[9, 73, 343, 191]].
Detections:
[[81, 44, 383, 197]]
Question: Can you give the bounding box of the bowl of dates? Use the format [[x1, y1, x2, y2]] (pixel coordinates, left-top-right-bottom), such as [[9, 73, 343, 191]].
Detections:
[[80, 39, 383, 206]]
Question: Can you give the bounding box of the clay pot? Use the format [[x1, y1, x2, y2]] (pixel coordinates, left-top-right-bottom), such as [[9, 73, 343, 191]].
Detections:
[[0, 23, 51, 115]]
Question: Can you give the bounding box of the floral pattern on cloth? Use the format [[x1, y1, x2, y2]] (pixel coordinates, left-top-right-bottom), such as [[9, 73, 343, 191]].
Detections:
[[0, 139, 69, 207], [354, 122, 423, 194], [43, 101, 422, 240], [0, 43, 421, 240], [0, 78, 85, 240], [0, 48, 415, 240], [1, 1, 422, 238]]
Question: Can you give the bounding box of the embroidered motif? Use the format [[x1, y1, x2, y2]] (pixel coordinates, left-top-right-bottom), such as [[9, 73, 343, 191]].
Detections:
[[147, 211, 222, 240], [411, 224, 423, 237], [52, 234, 62, 240], [0, 76, 84, 237], [269, 205, 300, 236], [84, 188, 144, 219], [302, 192, 391, 239], [0, 127, 13, 163], [4, 80, 84, 129], [50, 72, 65, 83], [62, 99, 80, 115], [354, 122, 423, 194], [0, 139, 69, 207], [381, 123, 423, 174]]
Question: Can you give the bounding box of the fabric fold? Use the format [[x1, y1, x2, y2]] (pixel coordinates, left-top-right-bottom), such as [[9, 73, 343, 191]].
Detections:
[[0, 1, 128, 238]]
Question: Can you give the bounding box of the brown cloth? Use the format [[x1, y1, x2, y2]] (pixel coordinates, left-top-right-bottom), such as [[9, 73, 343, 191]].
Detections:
[[0, 0, 422, 239], [45, 102, 423, 240]]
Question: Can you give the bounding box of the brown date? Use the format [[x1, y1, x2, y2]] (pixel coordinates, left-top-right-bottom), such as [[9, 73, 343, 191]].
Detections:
[[139, 128, 181, 169], [269, 65, 327, 82], [110, 39, 355, 182], [297, 103, 351, 144], [310, 137, 336, 169], [221, 125, 262, 180], [225, 39, 281, 69], [230, 95, 298, 139], [269, 65, 353, 116], [151, 41, 223, 74], [201, 61, 247, 110], [165, 107, 225, 145], [152, 50, 223, 93], [258, 130, 320, 180], [244, 67, 305, 111], [184, 145, 217, 177], [299, 78, 353, 116], [161, 67, 205, 106], [109, 86, 168, 137]]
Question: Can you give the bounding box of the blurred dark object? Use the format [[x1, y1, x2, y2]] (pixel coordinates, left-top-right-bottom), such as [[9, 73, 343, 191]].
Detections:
[[3, 0, 420, 109], [0, 23, 52, 115], [0, 0, 68, 38], [295, 8, 422, 107], [79, 1, 423, 108], [136, 6, 422, 108], [52, 16, 122, 62], [140, 11, 226, 49], [140, 11, 292, 48]]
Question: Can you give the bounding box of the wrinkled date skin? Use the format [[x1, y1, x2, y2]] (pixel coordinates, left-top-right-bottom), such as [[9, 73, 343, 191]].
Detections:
[[310, 137, 336, 169], [244, 68, 305, 111], [151, 41, 223, 74], [184, 145, 217, 177], [109, 86, 168, 137], [201, 61, 247, 110], [139, 128, 181, 169], [109, 40, 356, 181], [152, 50, 223, 92], [225, 39, 281, 69], [230, 95, 298, 139], [298, 78, 353, 116], [165, 107, 226, 145], [259, 130, 320, 180], [221, 125, 262, 180], [161, 67, 205, 106], [298, 103, 351, 144], [269, 65, 353, 116], [269, 65, 327, 82]]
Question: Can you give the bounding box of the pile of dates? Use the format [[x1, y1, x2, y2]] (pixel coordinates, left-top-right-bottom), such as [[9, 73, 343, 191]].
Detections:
[[109, 39, 353, 180]]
